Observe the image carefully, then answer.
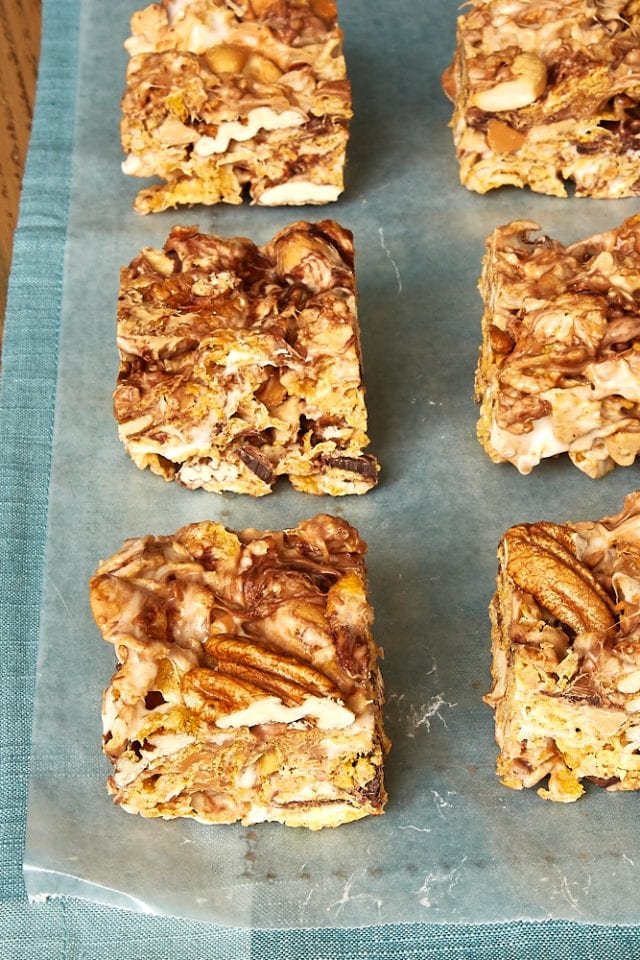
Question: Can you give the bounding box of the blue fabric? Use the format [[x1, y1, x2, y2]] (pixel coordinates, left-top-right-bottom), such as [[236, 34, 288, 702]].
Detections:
[[2, 0, 640, 955]]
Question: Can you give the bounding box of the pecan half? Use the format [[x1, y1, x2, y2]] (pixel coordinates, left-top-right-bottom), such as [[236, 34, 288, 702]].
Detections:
[[204, 633, 340, 700], [182, 632, 350, 727], [182, 667, 264, 723], [503, 521, 616, 634]]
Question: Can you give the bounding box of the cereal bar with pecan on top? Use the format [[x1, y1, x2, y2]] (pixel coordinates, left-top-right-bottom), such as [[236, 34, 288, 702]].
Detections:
[[485, 491, 640, 801], [89, 514, 389, 828]]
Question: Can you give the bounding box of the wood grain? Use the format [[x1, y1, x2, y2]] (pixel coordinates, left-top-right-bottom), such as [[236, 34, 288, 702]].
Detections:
[[0, 0, 41, 348]]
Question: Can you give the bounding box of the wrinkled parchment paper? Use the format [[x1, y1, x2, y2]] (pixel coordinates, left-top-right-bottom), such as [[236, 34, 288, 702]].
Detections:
[[23, 0, 640, 929]]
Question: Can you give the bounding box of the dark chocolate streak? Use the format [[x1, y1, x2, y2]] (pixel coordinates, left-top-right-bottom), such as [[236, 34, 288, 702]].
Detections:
[[324, 455, 378, 479], [237, 445, 274, 484]]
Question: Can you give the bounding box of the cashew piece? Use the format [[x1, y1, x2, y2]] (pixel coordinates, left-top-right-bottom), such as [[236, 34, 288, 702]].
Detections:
[[204, 44, 249, 74], [472, 52, 547, 112], [244, 53, 282, 83]]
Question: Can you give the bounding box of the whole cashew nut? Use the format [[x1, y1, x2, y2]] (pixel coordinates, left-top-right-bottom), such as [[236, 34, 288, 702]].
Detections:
[[472, 52, 548, 112]]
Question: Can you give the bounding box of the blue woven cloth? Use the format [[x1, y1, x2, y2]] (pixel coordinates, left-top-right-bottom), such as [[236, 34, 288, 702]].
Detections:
[[2, 0, 640, 955]]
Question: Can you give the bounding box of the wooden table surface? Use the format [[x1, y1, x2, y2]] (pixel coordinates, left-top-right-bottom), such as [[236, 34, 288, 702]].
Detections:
[[0, 0, 42, 351]]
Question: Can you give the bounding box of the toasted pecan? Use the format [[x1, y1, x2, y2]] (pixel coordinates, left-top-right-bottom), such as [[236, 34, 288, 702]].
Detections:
[[205, 633, 340, 700], [504, 521, 616, 634]]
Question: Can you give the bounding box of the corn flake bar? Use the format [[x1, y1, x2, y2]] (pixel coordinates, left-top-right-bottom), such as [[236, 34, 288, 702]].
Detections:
[[485, 492, 640, 801], [475, 214, 640, 478], [115, 220, 379, 496], [121, 0, 352, 213], [89, 514, 389, 828], [443, 0, 640, 198]]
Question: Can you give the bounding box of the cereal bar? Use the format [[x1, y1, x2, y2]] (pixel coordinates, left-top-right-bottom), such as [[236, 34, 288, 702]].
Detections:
[[475, 214, 640, 477], [485, 492, 640, 801], [89, 514, 389, 828], [114, 220, 379, 495], [121, 0, 352, 212], [443, 0, 640, 197]]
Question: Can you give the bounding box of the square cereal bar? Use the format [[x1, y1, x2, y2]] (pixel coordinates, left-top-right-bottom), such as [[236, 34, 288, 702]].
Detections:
[[121, 0, 351, 213], [443, 0, 640, 197], [475, 214, 640, 478], [114, 220, 379, 496], [89, 514, 389, 828], [485, 492, 640, 802]]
